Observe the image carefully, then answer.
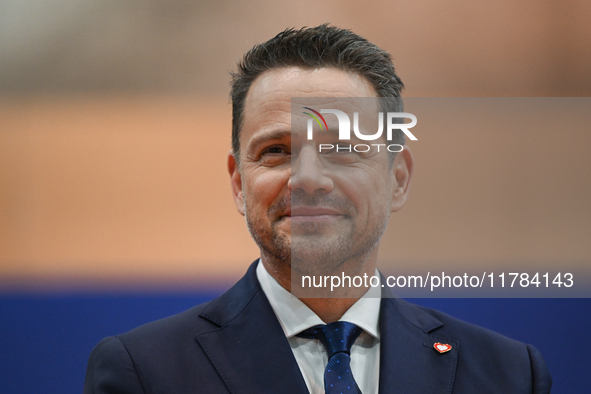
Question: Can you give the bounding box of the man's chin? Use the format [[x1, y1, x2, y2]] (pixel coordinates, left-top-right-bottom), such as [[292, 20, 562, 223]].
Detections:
[[291, 240, 350, 269], [289, 217, 348, 235], [290, 233, 347, 248]]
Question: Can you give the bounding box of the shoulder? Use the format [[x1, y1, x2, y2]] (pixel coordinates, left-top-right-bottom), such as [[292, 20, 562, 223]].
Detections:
[[84, 299, 230, 394], [85, 262, 263, 393], [115, 300, 215, 347], [113, 259, 263, 348], [391, 298, 552, 392]]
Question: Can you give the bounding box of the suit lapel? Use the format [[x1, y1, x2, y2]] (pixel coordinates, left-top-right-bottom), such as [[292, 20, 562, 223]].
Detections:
[[195, 262, 309, 394], [379, 298, 459, 394]]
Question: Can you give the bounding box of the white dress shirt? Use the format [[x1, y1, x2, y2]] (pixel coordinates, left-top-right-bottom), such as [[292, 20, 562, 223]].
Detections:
[[256, 260, 381, 394]]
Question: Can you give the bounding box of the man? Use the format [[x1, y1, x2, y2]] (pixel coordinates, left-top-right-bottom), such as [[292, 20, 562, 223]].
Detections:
[[84, 25, 552, 393]]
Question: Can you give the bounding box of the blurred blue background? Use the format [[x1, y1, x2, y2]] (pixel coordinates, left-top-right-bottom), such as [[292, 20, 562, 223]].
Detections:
[[1, 294, 589, 393]]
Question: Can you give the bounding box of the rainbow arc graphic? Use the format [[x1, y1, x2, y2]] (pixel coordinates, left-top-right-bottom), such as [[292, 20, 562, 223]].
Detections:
[[302, 107, 328, 131]]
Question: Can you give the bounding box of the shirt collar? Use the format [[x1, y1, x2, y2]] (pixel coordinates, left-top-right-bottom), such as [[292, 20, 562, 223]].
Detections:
[[256, 260, 381, 340]]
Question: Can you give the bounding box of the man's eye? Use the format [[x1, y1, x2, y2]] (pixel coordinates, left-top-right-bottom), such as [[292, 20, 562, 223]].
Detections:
[[334, 144, 354, 153], [262, 146, 286, 154]]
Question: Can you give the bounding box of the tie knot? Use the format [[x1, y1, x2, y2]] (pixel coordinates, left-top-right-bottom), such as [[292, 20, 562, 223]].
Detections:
[[298, 321, 363, 358]]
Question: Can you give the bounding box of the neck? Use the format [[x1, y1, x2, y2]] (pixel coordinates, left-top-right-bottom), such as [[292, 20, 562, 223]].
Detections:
[[298, 297, 361, 323], [260, 249, 378, 323]]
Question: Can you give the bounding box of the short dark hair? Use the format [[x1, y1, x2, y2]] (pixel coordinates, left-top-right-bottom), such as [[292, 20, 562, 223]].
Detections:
[[230, 24, 404, 163]]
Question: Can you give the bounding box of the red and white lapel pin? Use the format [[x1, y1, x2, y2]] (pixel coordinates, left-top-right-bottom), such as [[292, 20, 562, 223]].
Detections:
[[433, 342, 452, 353]]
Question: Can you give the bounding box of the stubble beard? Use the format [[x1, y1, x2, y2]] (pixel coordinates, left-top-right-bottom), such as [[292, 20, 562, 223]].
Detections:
[[244, 198, 292, 268], [244, 191, 391, 277]]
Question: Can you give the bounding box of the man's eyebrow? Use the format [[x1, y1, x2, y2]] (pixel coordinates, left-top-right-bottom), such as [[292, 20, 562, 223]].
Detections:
[[248, 129, 291, 149]]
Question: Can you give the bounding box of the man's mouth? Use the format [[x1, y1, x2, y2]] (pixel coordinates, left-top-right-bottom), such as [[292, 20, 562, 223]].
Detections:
[[285, 206, 344, 222]]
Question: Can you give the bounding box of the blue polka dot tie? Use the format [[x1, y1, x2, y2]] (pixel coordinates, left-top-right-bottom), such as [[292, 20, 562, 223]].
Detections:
[[298, 321, 363, 394]]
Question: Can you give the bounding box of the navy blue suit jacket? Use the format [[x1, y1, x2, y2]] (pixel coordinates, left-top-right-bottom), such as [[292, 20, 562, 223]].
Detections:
[[84, 261, 552, 393]]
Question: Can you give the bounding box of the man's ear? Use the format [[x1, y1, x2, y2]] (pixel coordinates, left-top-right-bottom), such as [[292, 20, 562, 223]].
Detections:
[[390, 146, 414, 213], [228, 151, 245, 216]]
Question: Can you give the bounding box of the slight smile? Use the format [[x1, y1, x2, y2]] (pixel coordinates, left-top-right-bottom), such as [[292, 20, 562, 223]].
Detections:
[[286, 207, 345, 223]]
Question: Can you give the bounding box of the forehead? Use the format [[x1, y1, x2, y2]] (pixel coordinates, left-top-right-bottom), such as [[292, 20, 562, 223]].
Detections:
[[246, 66, 377, 104], [241, 67, 378, 146]]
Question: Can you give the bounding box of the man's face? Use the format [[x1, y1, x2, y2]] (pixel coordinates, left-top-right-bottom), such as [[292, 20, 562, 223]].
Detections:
[[228, 66, 412, 276]]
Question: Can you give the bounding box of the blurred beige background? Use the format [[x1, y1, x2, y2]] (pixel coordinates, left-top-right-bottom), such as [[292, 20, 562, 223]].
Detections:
[[1, 0, 590, 289]]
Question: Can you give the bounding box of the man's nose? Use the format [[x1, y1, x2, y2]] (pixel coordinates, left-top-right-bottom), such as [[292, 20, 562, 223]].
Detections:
[[289, 146, 334, 195]]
